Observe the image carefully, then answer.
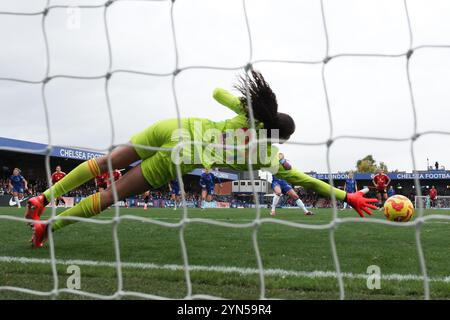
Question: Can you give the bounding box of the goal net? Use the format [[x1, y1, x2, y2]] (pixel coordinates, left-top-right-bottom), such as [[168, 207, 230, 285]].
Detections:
[[0, 0, 449, 301], [415, 196, 450, 209]]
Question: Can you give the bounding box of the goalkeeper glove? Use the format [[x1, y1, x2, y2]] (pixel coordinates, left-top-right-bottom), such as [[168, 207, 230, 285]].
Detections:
[[345, 191, 378, 217]]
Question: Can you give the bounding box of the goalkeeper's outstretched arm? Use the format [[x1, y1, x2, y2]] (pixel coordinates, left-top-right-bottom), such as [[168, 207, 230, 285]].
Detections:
[[212, 88, 246, 116]]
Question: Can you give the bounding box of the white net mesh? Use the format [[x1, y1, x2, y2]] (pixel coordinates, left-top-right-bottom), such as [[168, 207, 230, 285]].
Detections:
[[0, 0, 449, 300]]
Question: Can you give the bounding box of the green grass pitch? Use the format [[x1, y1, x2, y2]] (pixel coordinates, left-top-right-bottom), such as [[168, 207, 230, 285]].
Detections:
[[0, 207, 449, 300]]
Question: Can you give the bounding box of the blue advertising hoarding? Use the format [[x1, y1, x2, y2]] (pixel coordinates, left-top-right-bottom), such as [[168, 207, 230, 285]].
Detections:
[[188, 168, 238, 181], [0, 137, 239, 180], [0, 137, 104, 160], [308, 171, 450, 181]]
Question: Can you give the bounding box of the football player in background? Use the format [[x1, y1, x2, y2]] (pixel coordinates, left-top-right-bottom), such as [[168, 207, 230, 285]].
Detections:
[[110, 169, 122, 185], [95, 172, 108, 192], [429, 185, 438, 209], [168, 179, 181, 210], [270, 174, 313, 216], [109, 169, 128, 208], [199, 168, 222, 209], [51, 165, 66, 207], [143, 190, 150, 210], [96, 169, 127, 208], [342, 171, 358, 210], [387, 185, 396, 197], [372, 169, 391, 208], [8, 168, 28, 208]]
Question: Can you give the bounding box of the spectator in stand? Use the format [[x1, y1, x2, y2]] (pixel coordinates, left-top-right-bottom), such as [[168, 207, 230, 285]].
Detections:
[[435, 161, 439, 170]]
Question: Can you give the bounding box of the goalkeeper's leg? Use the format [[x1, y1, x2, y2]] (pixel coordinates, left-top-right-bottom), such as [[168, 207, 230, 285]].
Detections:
[[32, 164, 151, 247], [25, 145, 140, 221]]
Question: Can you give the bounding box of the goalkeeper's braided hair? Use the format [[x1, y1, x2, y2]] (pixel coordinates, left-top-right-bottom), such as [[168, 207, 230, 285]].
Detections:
[[234, 70, 295, 141]]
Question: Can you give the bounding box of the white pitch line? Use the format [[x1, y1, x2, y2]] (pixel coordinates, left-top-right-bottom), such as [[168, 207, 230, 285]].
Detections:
[[1, 256, 449, 283], [75, 216, 450, 224]]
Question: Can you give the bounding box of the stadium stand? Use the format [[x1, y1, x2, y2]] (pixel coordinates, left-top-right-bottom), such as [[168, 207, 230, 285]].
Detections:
[[1, 137, 448, 209]]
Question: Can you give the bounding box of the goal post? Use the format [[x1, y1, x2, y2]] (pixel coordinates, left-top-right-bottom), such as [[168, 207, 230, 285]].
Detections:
[[415, 196, 450, 209]]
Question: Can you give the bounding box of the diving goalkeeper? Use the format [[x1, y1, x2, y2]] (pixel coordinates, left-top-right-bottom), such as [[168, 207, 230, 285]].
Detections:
[[25, 71, 377, 248]]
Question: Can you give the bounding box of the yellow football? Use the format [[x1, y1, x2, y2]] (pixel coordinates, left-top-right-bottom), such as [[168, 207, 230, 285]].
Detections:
[[383, 195, 415, 222]]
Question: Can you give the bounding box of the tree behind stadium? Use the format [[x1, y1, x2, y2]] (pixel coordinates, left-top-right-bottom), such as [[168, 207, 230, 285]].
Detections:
[[356, 155, 388, 173]]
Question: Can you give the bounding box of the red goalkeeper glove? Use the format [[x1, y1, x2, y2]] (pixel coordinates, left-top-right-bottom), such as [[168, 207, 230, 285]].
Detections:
[[345, 191, 378, 217]]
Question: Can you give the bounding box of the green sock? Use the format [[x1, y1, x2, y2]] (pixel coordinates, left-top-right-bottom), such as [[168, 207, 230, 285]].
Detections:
[[43, 158, 101, 202], [52, 193, 102, 231]]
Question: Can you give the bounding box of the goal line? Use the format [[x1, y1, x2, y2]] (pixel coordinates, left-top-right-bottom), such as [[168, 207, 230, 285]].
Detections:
[[2, 256, 449, 284]]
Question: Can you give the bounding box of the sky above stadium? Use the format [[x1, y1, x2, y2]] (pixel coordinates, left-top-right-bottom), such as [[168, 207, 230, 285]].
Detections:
[[0, 0, 449, 174]]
